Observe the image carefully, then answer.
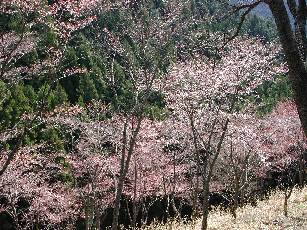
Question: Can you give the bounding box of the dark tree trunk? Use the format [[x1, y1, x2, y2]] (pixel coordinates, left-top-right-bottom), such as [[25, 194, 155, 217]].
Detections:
[[298, 151, 305, 188], [284, 194, 288, 217], [269, 0, 307, 137], [112, 117, 142, 230], [283, 187, 293, 217], [231, 179, 240, 220], [201, 179, 210, 230]]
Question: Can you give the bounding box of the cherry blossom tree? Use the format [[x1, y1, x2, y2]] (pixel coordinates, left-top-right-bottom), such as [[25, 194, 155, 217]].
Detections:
[[255, 100, 307, 216], [2, 2, 304, 229], [223, 0, 307, 137], [97, 2, 185, 229], [215, 113, 262, 219], [162, 35, 285, 230], [0, 102, 114, 229], [0, 0, 104, 177], [123, 120, 191, 227], [0, 0, 100, 84], [0, 147, 80, 229], [48, 104, 182, 228], [44, 101, 116, 229]]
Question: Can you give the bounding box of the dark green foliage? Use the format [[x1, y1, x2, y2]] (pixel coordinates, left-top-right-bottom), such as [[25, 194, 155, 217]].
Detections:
[[8, 12, 24, 33], [96, 8, 127, 33], [255, 75, 293, 116], [232, 74, 293, 116], [15, 50, 39, 67], [59, 4, 174, 117], [0, 82, 68, 130], [42, 127, 65, 151], [142, 90, 167, 120], [0, 83, 33, 129], [0, 13, 11, 32], [36, 83, 68, 110], [0, 81, 10, 110], [78, 73, 99, 103], [63, 47, 79, 68], [243, 14, 277, 42], [49, 83, 69, 109], [186, 0, 277, 42], [54, 156, 75, 185], [60, 34, 109, 104]]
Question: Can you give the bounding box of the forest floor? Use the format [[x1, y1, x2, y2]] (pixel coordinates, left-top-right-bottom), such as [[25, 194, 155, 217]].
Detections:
[[140, 186, 307, 230]]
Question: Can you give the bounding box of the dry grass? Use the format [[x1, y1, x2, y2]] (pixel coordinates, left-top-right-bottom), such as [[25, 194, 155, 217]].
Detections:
[[140, 187, 307, 230]]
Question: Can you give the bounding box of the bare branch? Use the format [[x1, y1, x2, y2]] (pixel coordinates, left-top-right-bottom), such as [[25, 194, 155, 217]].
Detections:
[[220, 0, 263, 48]]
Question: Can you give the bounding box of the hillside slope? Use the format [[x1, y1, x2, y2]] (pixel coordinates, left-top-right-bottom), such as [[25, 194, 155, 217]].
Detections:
[[140, 187, 307, 230]]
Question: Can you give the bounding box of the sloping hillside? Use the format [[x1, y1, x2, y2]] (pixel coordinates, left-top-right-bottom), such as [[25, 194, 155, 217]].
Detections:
[[140, 187, 307, 230]]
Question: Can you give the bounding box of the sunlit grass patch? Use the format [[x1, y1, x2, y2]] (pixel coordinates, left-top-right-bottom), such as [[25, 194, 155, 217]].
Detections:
[[140, 187, 307, 230]]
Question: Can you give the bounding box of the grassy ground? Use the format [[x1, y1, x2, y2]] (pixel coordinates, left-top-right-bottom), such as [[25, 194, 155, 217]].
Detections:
[[140, 187, 307, 230]]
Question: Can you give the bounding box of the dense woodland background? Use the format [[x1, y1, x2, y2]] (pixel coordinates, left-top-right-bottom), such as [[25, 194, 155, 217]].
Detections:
[[0, 0, 306, 230]]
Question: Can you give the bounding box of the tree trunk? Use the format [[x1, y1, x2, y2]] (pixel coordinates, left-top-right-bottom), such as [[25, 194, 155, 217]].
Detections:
[[201, 180, 210, 230], [111, 121, 128, 230], [94, 206, 101, 230], [85, 197, 94, 230], [284, 193, 288, 217], [112, 169, 129, 230], [191, 171, 199, 217], [232, 181, 240, 220], [132, 160, 139, 229], [283, 186, 293, 217], [297, 0, 307, 59], [298, 152, 305, 188], [112, 117, 142, 230], [269, 0, 307, 137]]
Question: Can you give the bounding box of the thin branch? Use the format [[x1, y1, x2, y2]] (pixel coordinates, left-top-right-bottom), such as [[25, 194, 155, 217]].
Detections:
[[221, 0, 263, 48]]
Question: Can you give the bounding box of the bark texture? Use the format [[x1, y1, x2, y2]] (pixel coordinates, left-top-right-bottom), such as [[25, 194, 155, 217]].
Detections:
[[269, 0, 307, 137]]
